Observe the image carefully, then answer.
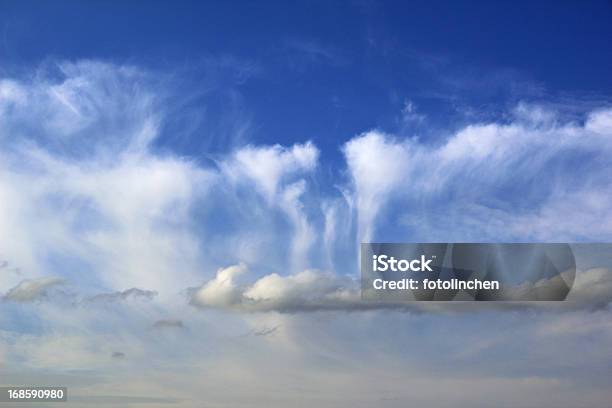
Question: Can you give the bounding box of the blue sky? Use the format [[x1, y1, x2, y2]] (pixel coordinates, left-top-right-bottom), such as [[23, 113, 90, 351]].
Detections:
[[3, 0, 612, 158], [1, 2, 612, 407]]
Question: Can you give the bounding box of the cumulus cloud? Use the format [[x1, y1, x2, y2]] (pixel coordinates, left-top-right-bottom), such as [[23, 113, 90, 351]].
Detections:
[[2, 277, 65, 302], [190, 263, 247, 308], [190, 264, 362, 312], [189, 264, 612, 313]]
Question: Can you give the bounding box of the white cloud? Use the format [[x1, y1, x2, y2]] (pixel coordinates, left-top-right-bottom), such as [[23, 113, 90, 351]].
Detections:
[[220, 142, 320, 272], [5, 60, 611, 300], [0, 61, 213, 296], [1, 61, 159, 149], [191, 263, 248, 308], [344, 107, 612, 243], [585, 108, 612, 134], [279, 180, 316, 271], [343, 131, 412, 242], [222, 142, 318, 203], [191, 264, 361, 312]]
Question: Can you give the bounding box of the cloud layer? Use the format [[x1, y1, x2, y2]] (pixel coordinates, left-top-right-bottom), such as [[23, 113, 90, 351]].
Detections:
[[1, 59, 612, 407], [3, 61, 612, 298]]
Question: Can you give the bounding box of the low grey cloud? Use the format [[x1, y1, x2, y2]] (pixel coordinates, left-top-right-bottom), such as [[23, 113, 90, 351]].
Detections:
[[252, 326, 279, 336], [2, 277, 65, 302], [84, 288, 158, 304], [152, 319, 185, 329]]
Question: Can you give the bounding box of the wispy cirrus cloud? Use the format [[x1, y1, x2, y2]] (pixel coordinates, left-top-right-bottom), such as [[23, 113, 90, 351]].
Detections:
[[343, 106, 612, 244]]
